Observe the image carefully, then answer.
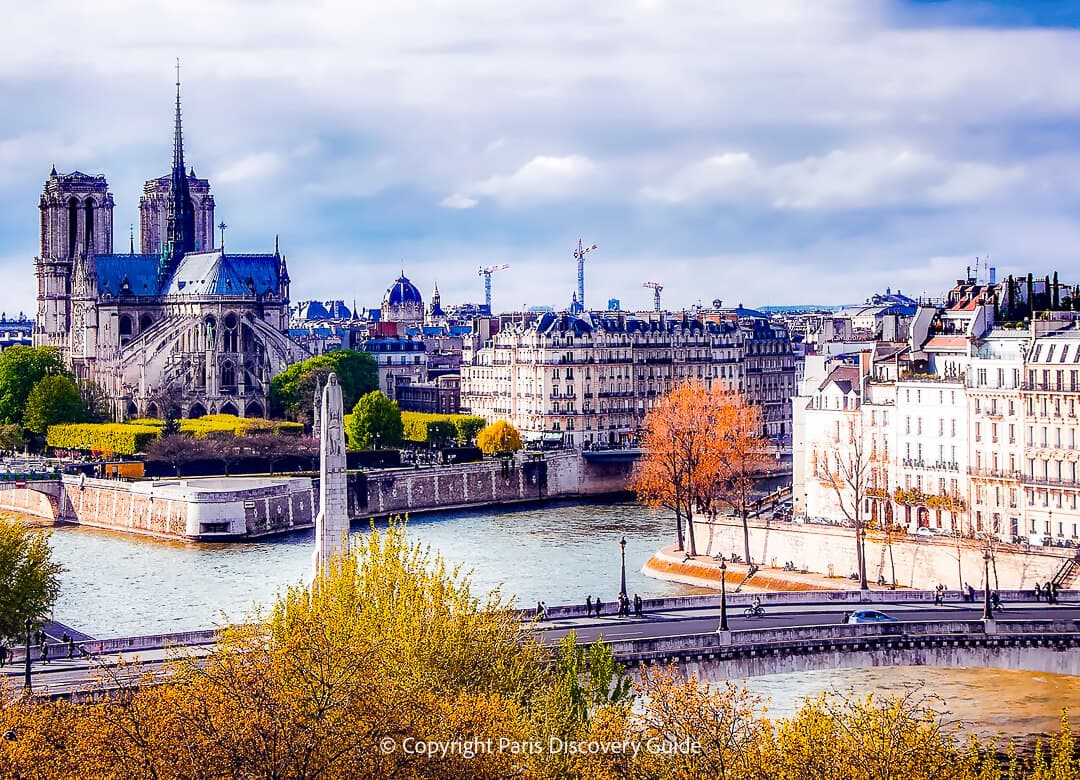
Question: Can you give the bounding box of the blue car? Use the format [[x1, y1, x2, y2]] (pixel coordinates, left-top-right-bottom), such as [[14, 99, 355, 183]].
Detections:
[[846, 609, 898, 624]]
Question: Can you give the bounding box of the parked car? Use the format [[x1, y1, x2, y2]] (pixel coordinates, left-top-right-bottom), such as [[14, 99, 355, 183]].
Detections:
[[846, 610, 898, 624], [915, 527, 938, 538]]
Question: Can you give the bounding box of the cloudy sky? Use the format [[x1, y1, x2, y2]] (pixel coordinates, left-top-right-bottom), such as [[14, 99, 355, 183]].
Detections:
[[2, 0, 1079, 316]]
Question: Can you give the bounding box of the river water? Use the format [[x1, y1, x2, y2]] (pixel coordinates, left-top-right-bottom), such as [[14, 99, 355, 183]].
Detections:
[[45, 499, 1079, 741]]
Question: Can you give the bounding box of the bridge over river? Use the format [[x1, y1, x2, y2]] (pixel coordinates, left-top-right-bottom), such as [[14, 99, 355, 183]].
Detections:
[[6, 590, 1078, 699]]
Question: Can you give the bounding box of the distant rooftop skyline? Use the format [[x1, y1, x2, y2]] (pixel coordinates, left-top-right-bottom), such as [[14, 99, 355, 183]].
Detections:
[[3, 1, 1080, 314]]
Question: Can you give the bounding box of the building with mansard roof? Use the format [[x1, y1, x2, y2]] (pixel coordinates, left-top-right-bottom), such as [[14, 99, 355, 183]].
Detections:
[[460, 311, 747, 448], [33, 74, 307, 420]]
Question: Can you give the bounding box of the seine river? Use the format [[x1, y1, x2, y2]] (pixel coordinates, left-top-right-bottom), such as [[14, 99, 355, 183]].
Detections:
[[45, 499, 1079, 742]]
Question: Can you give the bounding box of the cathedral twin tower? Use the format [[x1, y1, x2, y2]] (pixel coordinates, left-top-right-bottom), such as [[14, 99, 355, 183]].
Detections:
[[33, 72, 305, 420]]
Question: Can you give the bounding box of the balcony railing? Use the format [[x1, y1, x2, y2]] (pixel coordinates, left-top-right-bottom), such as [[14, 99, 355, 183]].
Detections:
[[1023, 475, 1080, 489], [1022, 382, 1080, 392], [967, 467, 1022, 481]]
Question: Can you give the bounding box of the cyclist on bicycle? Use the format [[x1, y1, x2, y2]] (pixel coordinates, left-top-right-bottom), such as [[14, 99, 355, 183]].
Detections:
[[752, 596, 762, 611]]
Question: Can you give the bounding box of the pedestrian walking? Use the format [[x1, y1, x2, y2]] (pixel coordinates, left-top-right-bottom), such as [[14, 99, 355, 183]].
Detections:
[[634, 594, 643, 617], [67, 635, 76, 659], [594, 597, 603, 617], [0, 645, 7, 668], [39, 642, 49, 665], [991, 591, 1002, 612], [585, 595, 593, 616], [536, 602, 545, 620], [540, 601, 547, 620], [1049, 582, 1058, 604], [1034, 582, 1043, 602], [966, 584, 976, 603], [933, 586, 942, 606]]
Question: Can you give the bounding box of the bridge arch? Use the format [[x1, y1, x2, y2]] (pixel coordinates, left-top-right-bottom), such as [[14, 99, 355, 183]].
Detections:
[[0, 481, 65, 522]]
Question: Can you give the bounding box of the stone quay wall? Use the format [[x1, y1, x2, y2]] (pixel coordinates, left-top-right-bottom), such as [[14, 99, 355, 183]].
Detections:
[[12, 476, 316, 541], [0, 451, 634, 540], [341, 450, 634, 519], [665, 518, 1073, 590]]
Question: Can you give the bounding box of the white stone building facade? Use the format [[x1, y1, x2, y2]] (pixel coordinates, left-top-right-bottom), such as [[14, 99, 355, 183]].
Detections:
[[461, 312, 746, 448]]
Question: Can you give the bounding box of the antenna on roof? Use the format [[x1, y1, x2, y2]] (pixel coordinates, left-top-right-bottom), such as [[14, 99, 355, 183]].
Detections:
[[130, 224, 135, 255]]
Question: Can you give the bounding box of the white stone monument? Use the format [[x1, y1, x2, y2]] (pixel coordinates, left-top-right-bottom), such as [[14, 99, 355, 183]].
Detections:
[[311, 373, 349, 583]]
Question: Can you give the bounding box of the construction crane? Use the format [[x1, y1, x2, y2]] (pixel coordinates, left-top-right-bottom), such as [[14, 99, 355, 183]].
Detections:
[[642, 281, 663, 312], [478, 264, 509, 312], [573, 239, 598, 311]]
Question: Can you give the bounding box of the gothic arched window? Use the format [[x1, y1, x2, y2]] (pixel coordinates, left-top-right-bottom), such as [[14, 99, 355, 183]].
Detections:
[[84, 197, 95, 253], [67, 197, 79, 258], [221, 360, 236, 389]]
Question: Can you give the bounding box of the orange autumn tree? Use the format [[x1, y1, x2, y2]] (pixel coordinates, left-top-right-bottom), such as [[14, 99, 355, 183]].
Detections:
[[706, 392, 772, 566], [630, 380, 727, 556]]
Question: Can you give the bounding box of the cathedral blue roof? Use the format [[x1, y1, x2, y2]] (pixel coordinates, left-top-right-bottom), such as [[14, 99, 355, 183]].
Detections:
[[92, 251, 281, 298], [384, 274, 423, 306], [93, 254, 160, 297], [162, 251, 280, 297]]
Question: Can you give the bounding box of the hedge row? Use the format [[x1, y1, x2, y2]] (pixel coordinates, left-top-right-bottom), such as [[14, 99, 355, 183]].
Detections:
[[401, 412, 485, 445], [46, 423, 161, 456], [130, 415, 303, 438]]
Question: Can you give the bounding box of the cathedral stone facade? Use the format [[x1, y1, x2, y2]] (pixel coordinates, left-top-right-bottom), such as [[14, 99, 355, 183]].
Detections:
[[33, 77, 307, 420]]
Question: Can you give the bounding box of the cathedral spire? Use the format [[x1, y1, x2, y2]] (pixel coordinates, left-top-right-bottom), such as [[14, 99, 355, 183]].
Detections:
[[172, 59, 185, 181], [162, 58, 196, 284]]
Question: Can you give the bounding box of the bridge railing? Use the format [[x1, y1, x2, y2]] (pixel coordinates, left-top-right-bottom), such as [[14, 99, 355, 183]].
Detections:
[[536, 588, 1078, 621], [604, 618, 1080, 661], [7, 628, 223, 664]]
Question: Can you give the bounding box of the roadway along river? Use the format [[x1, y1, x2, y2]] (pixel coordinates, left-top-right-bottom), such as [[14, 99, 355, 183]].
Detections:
[[45, 499, 1080, 742]]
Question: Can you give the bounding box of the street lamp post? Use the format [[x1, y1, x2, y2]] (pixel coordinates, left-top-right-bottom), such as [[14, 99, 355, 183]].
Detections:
[[982, 549, 992, 621], [719, 559, 729, 631], [23, 616, 32, 693], [619, 537, 627, 598]]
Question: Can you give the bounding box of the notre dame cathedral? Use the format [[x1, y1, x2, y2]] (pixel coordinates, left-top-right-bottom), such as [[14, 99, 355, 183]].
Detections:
[[33, 74, 308, 419]]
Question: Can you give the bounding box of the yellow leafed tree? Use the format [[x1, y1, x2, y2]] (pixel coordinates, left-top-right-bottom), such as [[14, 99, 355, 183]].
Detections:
[[476, 419, 524, 455]]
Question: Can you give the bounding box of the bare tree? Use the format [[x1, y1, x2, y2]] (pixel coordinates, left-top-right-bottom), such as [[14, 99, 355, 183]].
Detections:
[[816, 412, 878, 590], [145, 435, 219, 478]]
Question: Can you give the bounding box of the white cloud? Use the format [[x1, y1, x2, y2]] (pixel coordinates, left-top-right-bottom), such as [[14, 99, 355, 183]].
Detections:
[[470, 155, 598, 204], [643, 145, 1025, 210], [214, 152, 282, 185], [771, 145, 1022, 209], [439, 192, 478, 209], [640, 152, 761, 204]]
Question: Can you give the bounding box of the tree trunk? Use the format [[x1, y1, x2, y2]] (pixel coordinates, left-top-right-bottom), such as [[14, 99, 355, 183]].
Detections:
[[856, 522, 868, 590], [888, 541, 897, 588], [741, 508, 752, 565], [674, 509, 684, 552], [686, 508, 698, 556]]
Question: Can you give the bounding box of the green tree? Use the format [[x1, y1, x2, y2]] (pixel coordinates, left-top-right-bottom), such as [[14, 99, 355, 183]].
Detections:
[[23, 375, 86, 435], [270, 350, 379, 423], [77, 379, 111, 423], [425, 420, 455, 448], [0, 423, 24, 452], [346, 391, 403, 450], [476, 420, 523, 455], [0, 516, 63, 642], [0, 345, 69, 425]]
